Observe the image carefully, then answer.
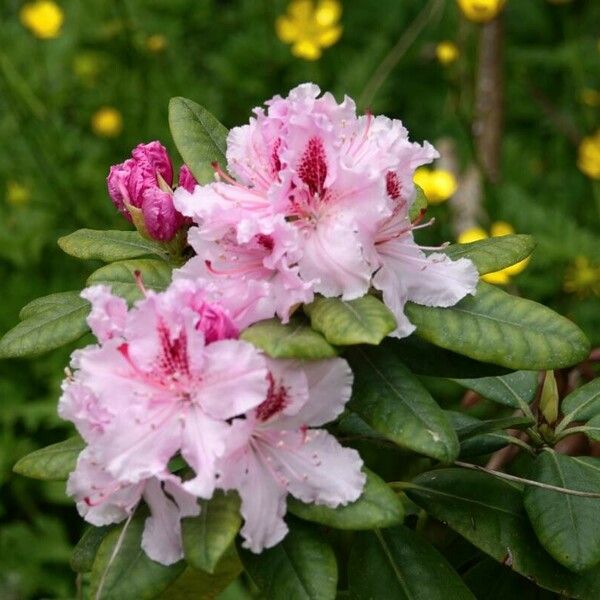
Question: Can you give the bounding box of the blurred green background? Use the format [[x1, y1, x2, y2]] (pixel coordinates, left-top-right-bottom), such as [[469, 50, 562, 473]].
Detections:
[[0, 0, 599, 597]]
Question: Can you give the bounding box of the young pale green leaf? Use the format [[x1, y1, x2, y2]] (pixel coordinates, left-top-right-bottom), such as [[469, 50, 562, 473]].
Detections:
[[240, 317, 337, 359], [539, 371, 559, 425], [441, 234, 535, 275], [559, 379, 600, 429], [408, 184, 428, 221], [348, 526, 475, 600], [304, 295, 396, 346], [239, 519, 337, 600], [576, 415, 600, 442], [168, 97, 228, 184], [90, 514, 185, 600], [58, 229, 169, 263], [524, 450, 600, 572], [87, 258, 173, 304], [406, 468, 600, 598], [0, 293, 89, 358], [182, 491, 241, 574], [71, 526, 114, 573], [157, 546, 242, 600], [288, 468, 404, 530], [387, 336, 510, 378], [13, 436, 84, 480], [406, 282, 590, 370], [346, 345, 459, 462], [452, 370, 539, 410]]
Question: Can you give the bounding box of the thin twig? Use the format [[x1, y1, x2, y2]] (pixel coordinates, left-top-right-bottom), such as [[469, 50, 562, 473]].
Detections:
[[359, 0, 444, 109], [455, 460, 600, 498]]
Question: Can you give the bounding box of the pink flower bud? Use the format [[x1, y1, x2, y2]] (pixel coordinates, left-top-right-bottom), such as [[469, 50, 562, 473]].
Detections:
[[141, 187, 184, 242], [107, 158, 135, 220], [178, 165, 198, 193], [132, 141, 173, 188]]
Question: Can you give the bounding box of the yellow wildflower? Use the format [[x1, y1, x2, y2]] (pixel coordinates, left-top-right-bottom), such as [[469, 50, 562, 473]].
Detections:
[[456, 0, 506, 23], [276, 0, 342, 61], [577, 131, 600, 179], [413, 168, 458, 205], [5, 181, 30, 206], [146, 34, 168, 53], [580, 89, 600, 108], [20, 0, 64, 39], [564, 257, 600, 297], [436, 41, 459, 65], [458, 221, 529, 285], [91, 107, 123, 138]]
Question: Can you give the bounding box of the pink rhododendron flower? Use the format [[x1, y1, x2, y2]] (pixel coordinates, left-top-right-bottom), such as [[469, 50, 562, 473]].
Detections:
[[216, 357, 365, 552], [107, 142, 192, 242], [68, 453, 199, 565], [60, 280, 268, 500], [174, 83, 477, 335]]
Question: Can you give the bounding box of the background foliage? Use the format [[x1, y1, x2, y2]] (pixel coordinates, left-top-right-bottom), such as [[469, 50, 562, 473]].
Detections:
[[0, 0, 599, 598]]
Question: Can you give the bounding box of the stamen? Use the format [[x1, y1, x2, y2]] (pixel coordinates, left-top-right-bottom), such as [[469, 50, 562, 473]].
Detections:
[[134, 270, 147, 296], [211, 162, 243, 187]]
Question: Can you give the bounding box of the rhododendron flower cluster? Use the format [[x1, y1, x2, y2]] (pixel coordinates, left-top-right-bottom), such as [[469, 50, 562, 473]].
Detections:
[[107, 141, 197, 242], [174, 83, 478, 337], [60, 280, 364, 564]]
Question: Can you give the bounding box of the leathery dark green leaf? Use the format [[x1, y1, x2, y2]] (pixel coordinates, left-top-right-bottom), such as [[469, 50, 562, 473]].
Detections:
[[406, 282, 590, 370], [406, 468, 600, 598], [348, 526, 475, 599], [346, 345, 459, 462]]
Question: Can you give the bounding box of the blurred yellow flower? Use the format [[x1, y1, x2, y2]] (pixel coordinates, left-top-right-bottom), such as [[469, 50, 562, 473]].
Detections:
[[146, 34, 168, 53], [456, 0, 506, 23], [564, 257, 600, 297], [580, 89, 600, 108], [458, 221, 529, 285], [91, 107, 123, 138], [577, 131, 600, 179], [436, 41, 459, 65], [414, 168, 458, 204], [20, 0, 64, 39], [5, 181, 30, 206], [276, 0, 342, 61]]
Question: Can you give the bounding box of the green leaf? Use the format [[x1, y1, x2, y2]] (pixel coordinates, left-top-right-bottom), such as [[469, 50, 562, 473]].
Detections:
[[288, 468, 404, 530], [524, 450, 600, 572], [239, 519, 337, 600], [579, 415, 600, 441], [386, 336, 510, 378], [90, 513, 185, 600], [408, 184, 428, 221], [406, 282, 590, 370], [158, 546, 242, 600], [347, 345, 459, 462], [441, 234, 535, 275], [169, 97, 228, 184], [464, 559, 556, 600], [87, 258, 173, 303], [459, 432, 513, 458], [405, 468, 600, 598], [71, 526, 113, 573], [304, 295, 396, 346], [182, 491, 241, 573], [240, 317, 337, 359], [19, 290, 84, 320], [559, 379, 600, 428], [348, 526, 475, 600], [452, 370, 539, 410], [0, 293, 89, 358], [13, 436, 83, 480], [58, 229, 170, 263]]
